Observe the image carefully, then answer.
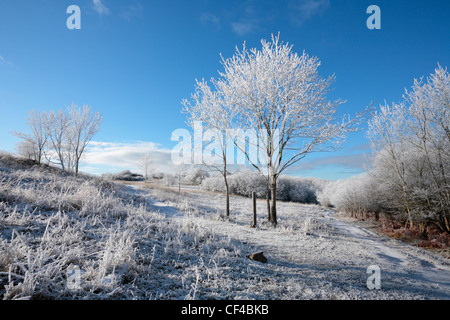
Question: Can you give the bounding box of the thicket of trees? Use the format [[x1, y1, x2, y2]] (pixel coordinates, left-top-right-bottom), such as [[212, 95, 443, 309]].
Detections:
[[14, 104, 103, 176], [318, 66, 450, 235]]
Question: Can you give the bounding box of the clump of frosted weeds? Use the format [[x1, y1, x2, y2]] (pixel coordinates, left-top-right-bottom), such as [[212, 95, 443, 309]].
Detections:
[[297, 216, 330, 238], [97, 225, 137, 281], [178, 197, 202, 219], [303, 217, 314, 236]]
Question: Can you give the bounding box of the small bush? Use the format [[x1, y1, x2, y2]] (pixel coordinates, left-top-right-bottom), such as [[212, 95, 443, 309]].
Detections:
[[201, 170, 326, 204], [103, 170, 145, 182]]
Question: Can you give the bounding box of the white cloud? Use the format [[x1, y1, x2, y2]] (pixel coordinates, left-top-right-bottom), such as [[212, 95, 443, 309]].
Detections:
[[288, 0, 330, 25], [80, 141, 174, 175], [287, 153, 371, 172], [229, 1, 261, 36], [0, 55, 12, 66], [78, 141, 370, 179], [200, 12, 220, 29], [230, 21, 257, 36], [93, 0, 110, 15], [121, 3, 144, 21]]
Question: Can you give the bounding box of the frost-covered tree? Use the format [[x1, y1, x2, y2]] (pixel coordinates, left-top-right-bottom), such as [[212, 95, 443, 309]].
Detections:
[[405, 65, 450, 232], [208, 34, 365, 225], [14, 110, 49, 164], [14, 105, 103, 175], [45, 109, 72, 171], [16, 138, 38, 161], [182, 80, 236, 217], [368, 102, 414, 226], [68, 104, 103, 176], [140, 152, 153, 181]]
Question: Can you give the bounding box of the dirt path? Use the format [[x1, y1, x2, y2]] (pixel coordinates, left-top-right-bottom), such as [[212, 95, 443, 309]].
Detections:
[[327, 212, 450, 296]]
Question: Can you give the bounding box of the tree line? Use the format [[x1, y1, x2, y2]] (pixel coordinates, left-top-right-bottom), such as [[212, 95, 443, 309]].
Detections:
[[14, 104, 103, 176], [318, 65, 450, 235], [368, 65, 449, 234]]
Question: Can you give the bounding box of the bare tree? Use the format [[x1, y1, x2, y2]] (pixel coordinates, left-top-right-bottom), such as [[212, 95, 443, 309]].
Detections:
[[13, 105, 103, 175], [16, 138, 37, 160], [140, 152, 153, 181], [196, 34, 366, 225], [174, 163, 186, 194], [45, 109, 71, 171], [14, 110, 49, 164], [182, 80, 236, 217], [67, 104, 103, 176]]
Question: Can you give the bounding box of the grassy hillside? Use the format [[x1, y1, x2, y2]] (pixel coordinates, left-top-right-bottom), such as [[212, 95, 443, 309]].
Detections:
[[0, 154, 248, 300]]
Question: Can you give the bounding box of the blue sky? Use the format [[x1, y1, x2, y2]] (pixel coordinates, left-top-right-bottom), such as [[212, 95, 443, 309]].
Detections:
[[0, 0, 449, 180]]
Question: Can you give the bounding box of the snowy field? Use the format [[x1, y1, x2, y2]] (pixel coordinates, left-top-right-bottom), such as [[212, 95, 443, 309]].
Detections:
[[0, 156, 449, 300]]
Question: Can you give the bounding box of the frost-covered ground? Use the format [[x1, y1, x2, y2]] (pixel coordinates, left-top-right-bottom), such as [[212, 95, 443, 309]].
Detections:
[[140, 183, 450, 300], [0, 155, 449, 300]]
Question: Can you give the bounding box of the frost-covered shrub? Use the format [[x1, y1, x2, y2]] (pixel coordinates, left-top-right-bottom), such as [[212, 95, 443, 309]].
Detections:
[[228, 171, 267, 198], [201, 170, 326, 204], [200, 175, 225, 193], [317, 174, 381, 217], [183, 168, 209, 185], [317, 177, 349, 208], [277, 176, 326, 203], [103, 170, 145, 182], [201, 171, 266, 198], [161, 173, 177, 187]]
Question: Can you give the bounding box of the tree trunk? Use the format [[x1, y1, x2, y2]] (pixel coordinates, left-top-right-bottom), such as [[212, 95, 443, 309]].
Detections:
[[418, 220, 429, 239], [443, 214, 450, 234], [252, 192, 257, 227], [270, 177, 277, 226], [75, 159, 79, 176], [225, 177, 230, 218], [266, 185, 271, 222], [60, 156, 66, 171], [223, 162, 230, 218]]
